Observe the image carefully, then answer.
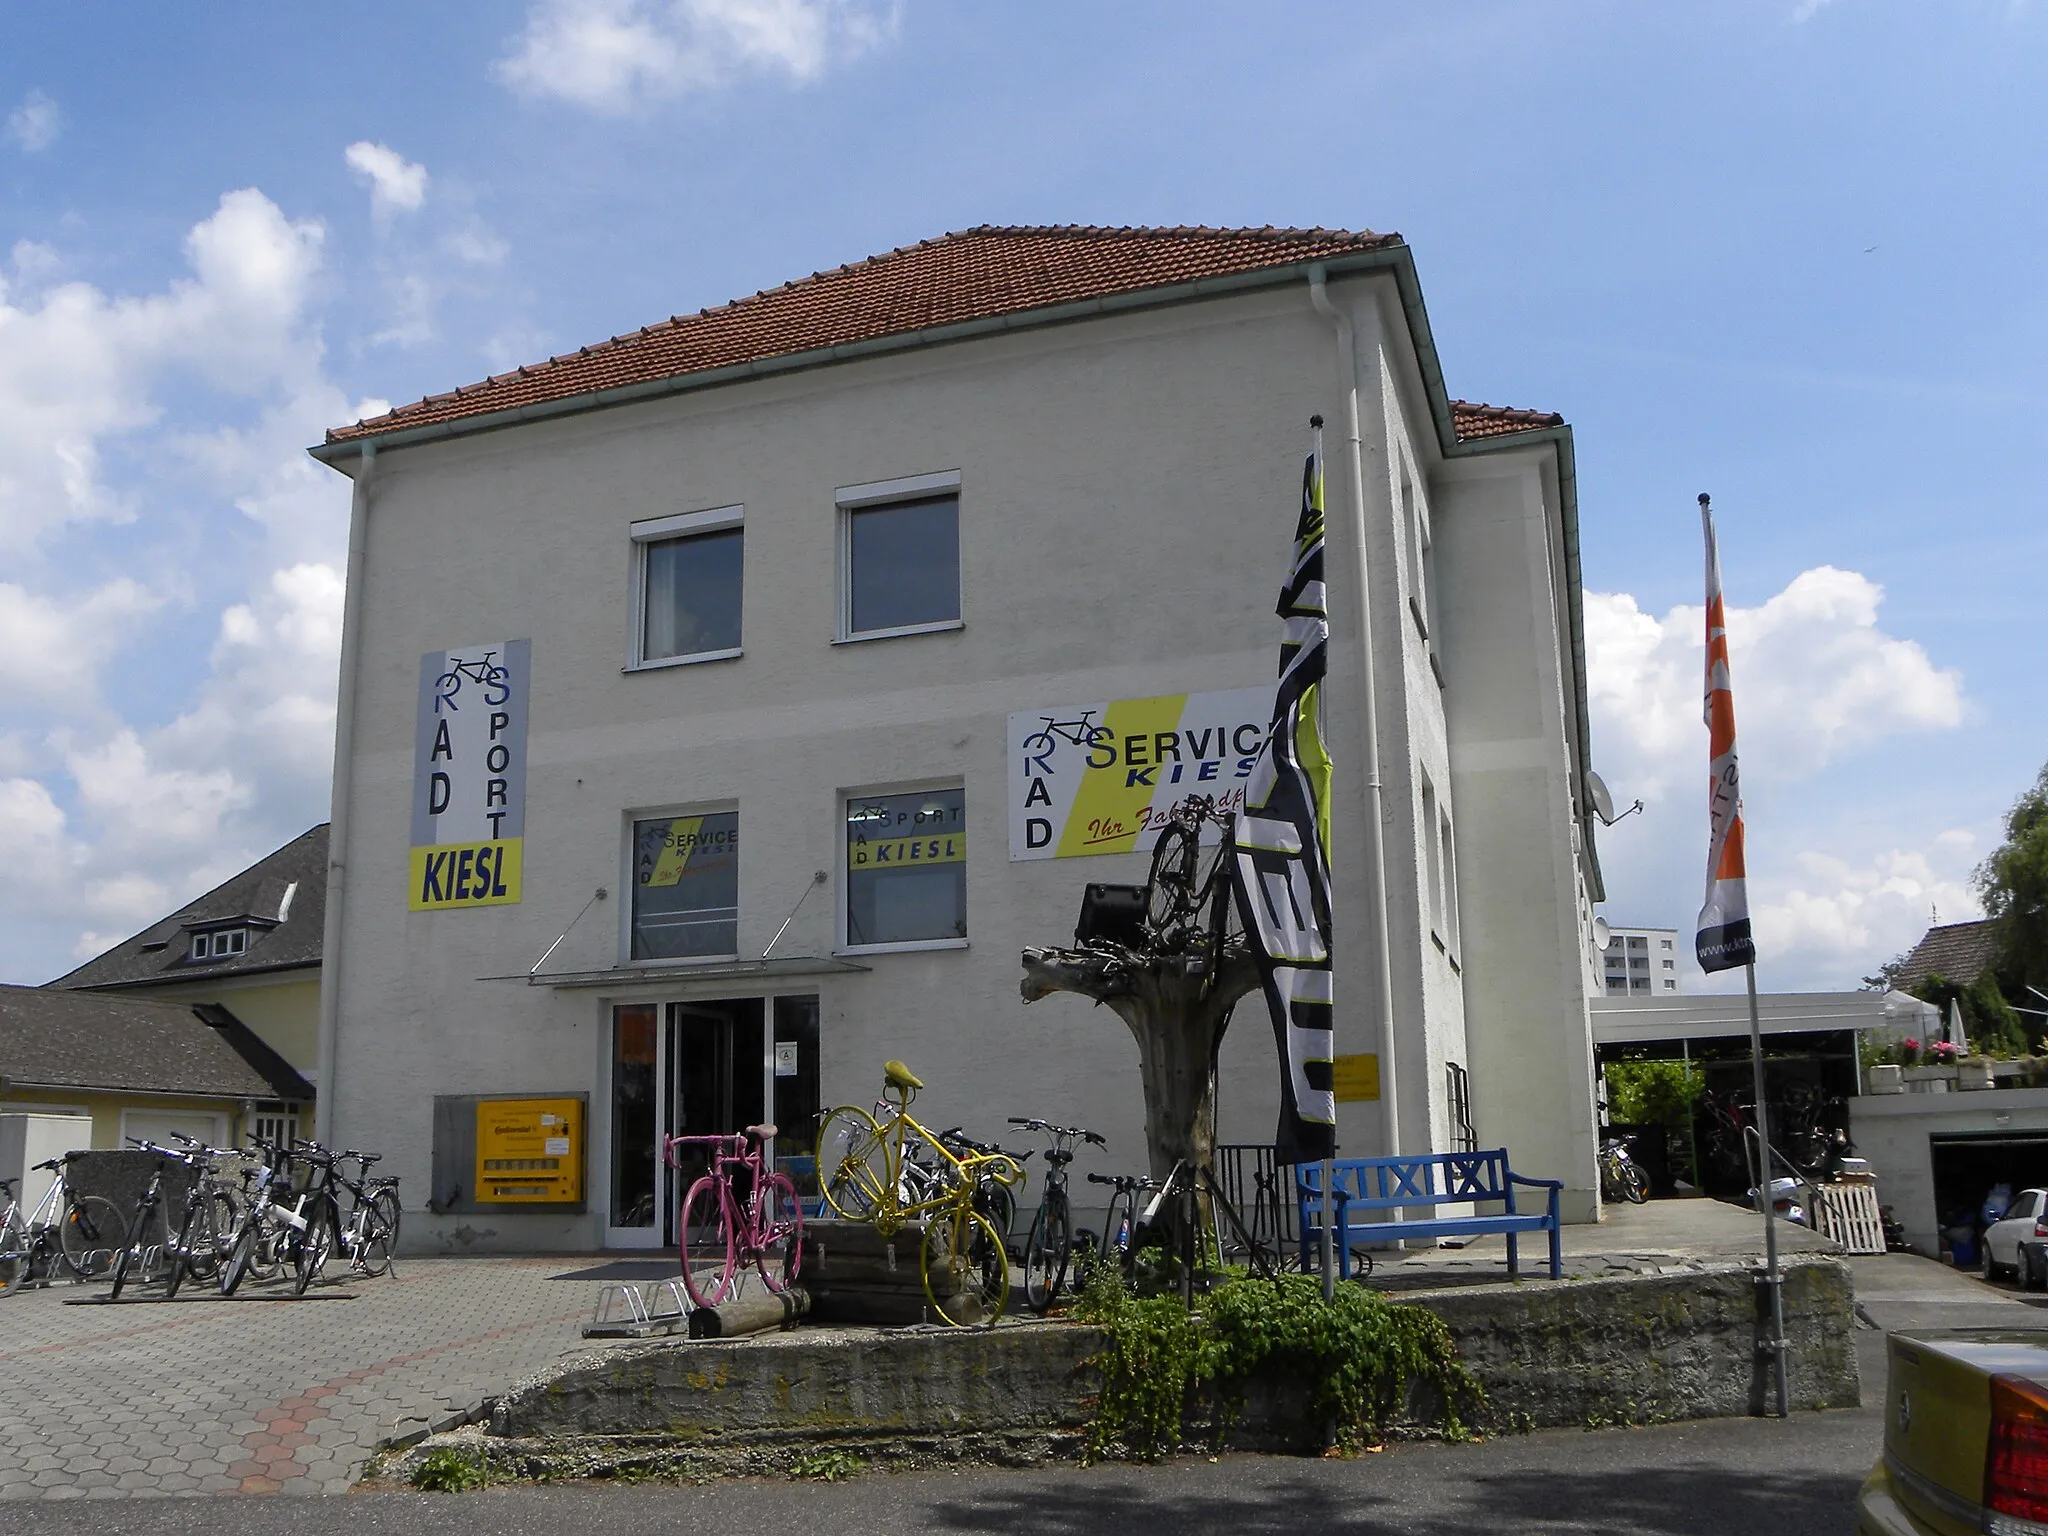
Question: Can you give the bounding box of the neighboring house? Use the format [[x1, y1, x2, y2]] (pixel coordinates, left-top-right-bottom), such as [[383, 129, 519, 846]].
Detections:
[[309, 224, 1609, 1252], [1890, 919, 2001, 994], [0, 987, 313, 1150], [1599, 925, 1683, 997], [48, 825, 327, 1089]]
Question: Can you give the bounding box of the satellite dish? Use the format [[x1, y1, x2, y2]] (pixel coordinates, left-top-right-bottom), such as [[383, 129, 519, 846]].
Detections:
[[1585, 769, 1644, 827], [1586, 771, 1616, 825], [1592, 916, 1611, 951]]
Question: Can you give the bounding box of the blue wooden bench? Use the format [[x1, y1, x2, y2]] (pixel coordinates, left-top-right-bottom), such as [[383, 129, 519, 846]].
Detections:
[[1296, 1149, 1563, 1280]]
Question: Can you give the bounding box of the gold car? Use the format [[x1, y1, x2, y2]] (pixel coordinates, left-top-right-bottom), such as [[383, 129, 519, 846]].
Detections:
[[1859, 1329, 2048, 1534]]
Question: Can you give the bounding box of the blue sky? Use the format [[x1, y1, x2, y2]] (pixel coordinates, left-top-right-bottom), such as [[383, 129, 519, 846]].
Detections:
[[1, 1, 2041, 991]]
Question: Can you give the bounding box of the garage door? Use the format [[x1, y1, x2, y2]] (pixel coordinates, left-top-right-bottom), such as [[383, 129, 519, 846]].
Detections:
[[118, 1108, 229, 1151]]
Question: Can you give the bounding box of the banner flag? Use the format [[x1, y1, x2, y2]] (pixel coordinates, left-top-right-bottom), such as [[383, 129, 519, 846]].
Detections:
[[1231, 428, 1338, 1163], [1696, 497, 1756, 973]]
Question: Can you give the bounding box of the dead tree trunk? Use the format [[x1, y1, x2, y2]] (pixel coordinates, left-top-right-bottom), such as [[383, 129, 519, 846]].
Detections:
[[1020, 943, 1262, 1182]]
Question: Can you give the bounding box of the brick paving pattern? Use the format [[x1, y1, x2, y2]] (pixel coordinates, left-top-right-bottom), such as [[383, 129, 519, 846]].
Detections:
[[0, 1255, 652, 1499]]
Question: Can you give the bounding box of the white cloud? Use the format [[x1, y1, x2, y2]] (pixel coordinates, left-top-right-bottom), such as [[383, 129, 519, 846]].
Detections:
[[0, 188, 326, 553], [0, 579, 162, 711], [6, 90, 60, 153], [1752, 836, 1982, 984], [1584, 565, 1964, 804], [495, 0, 899, 113], [344, 140, 430, 216]]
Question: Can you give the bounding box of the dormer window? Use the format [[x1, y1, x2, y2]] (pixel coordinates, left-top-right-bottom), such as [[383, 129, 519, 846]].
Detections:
[[190, 928, 248, 962]]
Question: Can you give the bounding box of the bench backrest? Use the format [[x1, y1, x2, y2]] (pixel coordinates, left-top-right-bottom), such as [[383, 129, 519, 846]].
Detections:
[[1297, 1150, 1514, 1213]]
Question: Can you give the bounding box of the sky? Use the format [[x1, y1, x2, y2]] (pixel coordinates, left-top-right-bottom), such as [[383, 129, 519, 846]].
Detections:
[[0, 1, 2042, 994]]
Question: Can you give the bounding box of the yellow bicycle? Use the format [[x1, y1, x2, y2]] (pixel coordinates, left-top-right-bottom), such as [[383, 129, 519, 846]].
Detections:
[[817, 1061, 1023, 1325]]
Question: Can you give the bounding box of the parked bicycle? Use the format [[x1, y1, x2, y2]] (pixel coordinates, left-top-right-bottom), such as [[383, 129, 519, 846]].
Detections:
[[0, 1154, 122, 1293], [1072, 1170, 1160, 1288], [1143, 795, 1240, 978], [1597, 1135, 1650, 1205], [109, 1140, 194, 1299], [157, 1134, 240, 1299], [818, 1061, 1023, 1325], [665, 1124, 802, 1308], [284, 1140, 401, 1293], [1008, 1117, 1105, 1313], [219, 1134, 298, 1295]]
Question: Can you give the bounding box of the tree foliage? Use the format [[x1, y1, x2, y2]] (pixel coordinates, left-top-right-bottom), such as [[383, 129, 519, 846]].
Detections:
[[1913, 970, 2032, 1058], [1980, 761, 2048, 1005]]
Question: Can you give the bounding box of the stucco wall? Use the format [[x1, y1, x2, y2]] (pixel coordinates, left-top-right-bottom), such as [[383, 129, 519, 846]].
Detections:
[[322, 273, 1595, 1248], [120, 972, 322, 1077], [1850, 1087, 2048, 1255]]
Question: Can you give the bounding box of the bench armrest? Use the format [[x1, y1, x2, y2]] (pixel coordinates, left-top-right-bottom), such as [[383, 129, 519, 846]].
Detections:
[[1506, 1172, 1564, 1192]]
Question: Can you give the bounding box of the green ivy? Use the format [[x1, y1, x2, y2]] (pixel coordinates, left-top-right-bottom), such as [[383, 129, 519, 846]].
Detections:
[[1074, 1268, 1487, 1461]]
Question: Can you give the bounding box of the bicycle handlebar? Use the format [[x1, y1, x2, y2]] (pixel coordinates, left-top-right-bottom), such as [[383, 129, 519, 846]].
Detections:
[[1086, 1171, 1159, 1190]]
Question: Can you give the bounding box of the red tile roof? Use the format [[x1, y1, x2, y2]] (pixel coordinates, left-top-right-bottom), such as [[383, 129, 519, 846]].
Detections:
[[1893, 919, 2002, 992], [325, 225, 1563, 447]]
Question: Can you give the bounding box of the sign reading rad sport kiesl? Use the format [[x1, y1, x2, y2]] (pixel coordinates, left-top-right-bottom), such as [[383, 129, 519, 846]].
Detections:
[[1006, 688, 1271, 860], [410, 639, 530, 910]]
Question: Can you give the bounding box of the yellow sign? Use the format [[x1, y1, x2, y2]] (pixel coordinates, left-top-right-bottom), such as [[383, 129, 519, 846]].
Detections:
[[1331, 1053, 1381, 1103], [475, 1096, 583, 1204], [848, 831, 966, 868], [410, 838, 523, 910]]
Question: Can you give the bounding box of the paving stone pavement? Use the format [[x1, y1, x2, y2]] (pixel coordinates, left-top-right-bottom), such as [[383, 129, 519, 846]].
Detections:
[[0, 1255, 654, 1500]]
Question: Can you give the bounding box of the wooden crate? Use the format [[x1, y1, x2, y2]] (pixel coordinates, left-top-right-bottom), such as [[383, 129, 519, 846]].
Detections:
[[1813, 1182, 1885, 1255], [801, 1218, 984, 1325]]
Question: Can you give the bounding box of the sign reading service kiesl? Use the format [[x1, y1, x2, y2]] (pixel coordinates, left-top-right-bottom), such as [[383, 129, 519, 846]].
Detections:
[[1006, 688, 1271, 860], [410, 640, 530, 910]]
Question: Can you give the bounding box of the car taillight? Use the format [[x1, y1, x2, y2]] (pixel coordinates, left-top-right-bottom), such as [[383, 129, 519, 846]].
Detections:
[[1986, 1375, 2048, 1533], [2035, 1221, 2048, 1238]]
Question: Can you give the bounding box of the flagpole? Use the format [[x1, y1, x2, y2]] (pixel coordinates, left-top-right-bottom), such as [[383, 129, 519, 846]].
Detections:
[[1745, 959, 1789, 1417]]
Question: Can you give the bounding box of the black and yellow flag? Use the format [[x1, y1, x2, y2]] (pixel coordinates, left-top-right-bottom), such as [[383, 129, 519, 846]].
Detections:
[[1230, 427, 1337, 1164]]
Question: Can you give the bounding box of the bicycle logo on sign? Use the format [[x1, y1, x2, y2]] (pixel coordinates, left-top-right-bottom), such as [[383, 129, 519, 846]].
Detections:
[[433, 651, 511, 715], [1020, 711, 1115, 776]]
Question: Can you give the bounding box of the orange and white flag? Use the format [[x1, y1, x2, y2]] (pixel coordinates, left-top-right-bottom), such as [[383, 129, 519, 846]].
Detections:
[[1696, 495, 1755, 974]]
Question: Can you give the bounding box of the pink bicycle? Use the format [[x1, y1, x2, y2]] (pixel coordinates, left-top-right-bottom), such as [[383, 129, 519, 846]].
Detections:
[[664, 1125, 803, 1307]]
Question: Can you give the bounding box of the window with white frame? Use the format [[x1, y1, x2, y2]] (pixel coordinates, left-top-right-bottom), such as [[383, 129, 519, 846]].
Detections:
[[837, 472, 961, 641], [630, 810, 739, 959], [1438, 805, 1461, 958], [1400, 456, 1437, 646], [845, 787, 966, 947], [189, 928, 248, 962], [1420, 776, 1444, 942], [630, 506, 744, 667]]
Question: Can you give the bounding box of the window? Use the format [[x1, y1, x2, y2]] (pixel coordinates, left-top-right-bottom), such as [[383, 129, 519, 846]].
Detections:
[[1664, 980, 1677, 990], [1399, 456, 1439, 662], [1446, 1063, 1476, 1153], [1662, 959, 1675, 971], [189, 928, 247, 961], [1437, 808, 1461, 958], [629, 810, 739, 960], [1630, 957, 1648, 970], [837, 472, 962, 640], [1631, 977, 1650, 992], [1420, 777, 1444, 941], [845, 787, 966, 947], [1628, 936, 1646, 950], [248, 1106, 300, 1151], [1660, 938, 1674, 950], [630, 507, 743, 667], [1606, 977, 1627, 994]]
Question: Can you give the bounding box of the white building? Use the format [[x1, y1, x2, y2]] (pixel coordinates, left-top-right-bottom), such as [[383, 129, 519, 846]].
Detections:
[[1601, 925, 1683, 997], [308, 225, 1611, 1250]]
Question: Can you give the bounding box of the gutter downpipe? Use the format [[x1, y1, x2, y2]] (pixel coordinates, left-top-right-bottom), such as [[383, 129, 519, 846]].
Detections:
[[314, 440, 376, 1144], [1308, 266, 1401, 1164]]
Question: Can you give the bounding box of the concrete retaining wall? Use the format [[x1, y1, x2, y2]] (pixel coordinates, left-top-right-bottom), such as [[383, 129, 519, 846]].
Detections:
[[489, 1255, 1857, 1456]]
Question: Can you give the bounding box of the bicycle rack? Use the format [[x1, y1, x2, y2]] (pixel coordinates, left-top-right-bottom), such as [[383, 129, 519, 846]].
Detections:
[[583, 1278, 694, 1339]]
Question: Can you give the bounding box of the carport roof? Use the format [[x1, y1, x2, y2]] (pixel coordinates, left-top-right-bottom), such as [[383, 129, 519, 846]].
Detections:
[[1590, 989, 1938, 1047], [0, 985, 312, 1101]]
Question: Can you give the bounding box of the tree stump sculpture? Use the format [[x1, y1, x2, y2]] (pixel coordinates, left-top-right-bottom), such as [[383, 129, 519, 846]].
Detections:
[[1019, 940, 1262, 1183]]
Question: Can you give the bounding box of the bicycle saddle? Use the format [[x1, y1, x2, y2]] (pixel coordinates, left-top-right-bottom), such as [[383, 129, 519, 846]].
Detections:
[[745, 1122, 778, 1141], [883, 1060, 924, 1092]]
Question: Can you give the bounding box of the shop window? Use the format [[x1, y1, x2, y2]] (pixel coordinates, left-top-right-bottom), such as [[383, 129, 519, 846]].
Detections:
[[773, 996, 822, 1201], [610, 1004, 658, 1228], [845, 787, 967, 947], [630, 810, 739, 959], [630, 507, 743, 667], [837, 472, 962, 640]]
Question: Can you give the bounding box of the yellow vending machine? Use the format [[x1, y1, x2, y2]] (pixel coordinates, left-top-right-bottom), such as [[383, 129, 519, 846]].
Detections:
[[474, 1097, 585, 1205]]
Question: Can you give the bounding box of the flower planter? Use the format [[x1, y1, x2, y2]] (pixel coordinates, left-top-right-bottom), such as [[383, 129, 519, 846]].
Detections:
[[1958, 1060, 1996, 1091], [1867, 1064, 1904, 1095]]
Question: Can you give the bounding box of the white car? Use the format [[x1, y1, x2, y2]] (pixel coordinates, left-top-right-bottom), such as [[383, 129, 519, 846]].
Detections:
[[1980, 1186, 2048, 1280]]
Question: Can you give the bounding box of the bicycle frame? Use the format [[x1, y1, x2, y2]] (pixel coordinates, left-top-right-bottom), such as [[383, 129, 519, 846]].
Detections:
[[664, 1130, 800, 1307], [842, 1086, 1022, 1239]]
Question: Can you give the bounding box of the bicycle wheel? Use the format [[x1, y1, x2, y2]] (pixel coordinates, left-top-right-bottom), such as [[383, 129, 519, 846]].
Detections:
[[921, 1205, 1008, 1326], [1622, 1161, 1651, 1205], [358, 1189, 401, 1276], [163, 1202, 200, 1299], [293, 1200, 335, 1295], [1023, 1197, 1070, 1314], [1145, 823, 1197, 938], [679, 1177, 736, 1308], [0, 1209, 28, 1295], [58, 1195, 121, 1279], [818, 1106, 892, 1222], [220, 1221, 257, 1296], [755, 1172, 804, 1292]]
